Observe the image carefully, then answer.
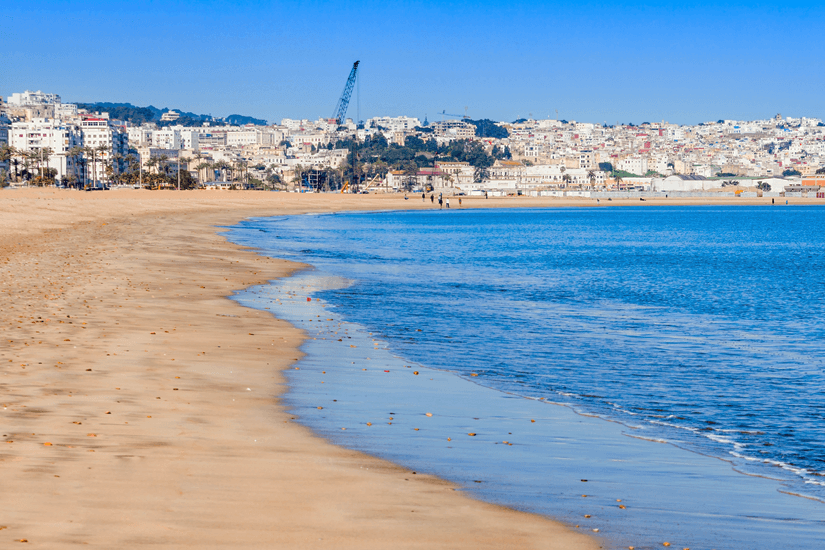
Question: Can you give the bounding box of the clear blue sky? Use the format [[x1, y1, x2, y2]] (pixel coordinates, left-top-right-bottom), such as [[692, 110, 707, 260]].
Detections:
[[2, 1, 823, 125]]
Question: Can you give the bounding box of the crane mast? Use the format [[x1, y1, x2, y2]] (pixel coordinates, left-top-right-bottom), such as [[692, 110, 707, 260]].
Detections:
[[332, 61, 360, 126]]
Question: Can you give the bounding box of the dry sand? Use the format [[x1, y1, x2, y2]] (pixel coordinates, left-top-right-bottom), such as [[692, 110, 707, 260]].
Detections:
[[0, 188, 818, 548]]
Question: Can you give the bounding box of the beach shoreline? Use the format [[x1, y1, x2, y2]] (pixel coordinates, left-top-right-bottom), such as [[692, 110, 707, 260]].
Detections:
[[1, 188, 601, 549], [229, 206, 825, 550], [2, 188, 823, 548]]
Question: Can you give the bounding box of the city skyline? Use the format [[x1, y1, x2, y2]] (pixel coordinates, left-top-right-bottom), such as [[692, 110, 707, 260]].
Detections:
[[3, 1, 824, 125]]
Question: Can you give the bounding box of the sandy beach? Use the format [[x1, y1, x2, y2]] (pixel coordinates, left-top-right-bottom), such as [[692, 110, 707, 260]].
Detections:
[[0, 188, 607, 549], [1, 189, 820, 548]]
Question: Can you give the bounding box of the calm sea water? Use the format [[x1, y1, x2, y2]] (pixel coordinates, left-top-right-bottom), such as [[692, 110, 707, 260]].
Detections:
[[228, 206, 825, 547]]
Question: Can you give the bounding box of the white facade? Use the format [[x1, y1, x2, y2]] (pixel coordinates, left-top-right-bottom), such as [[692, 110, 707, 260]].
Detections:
[[79, 117, 129, 183], [9, 119, 81, 180], [620, 155, 649, 175], [432, 120, 476, 139], [6, 90, 61, 106], [152, 129, 182, 150], [368, 116, 421, 133]]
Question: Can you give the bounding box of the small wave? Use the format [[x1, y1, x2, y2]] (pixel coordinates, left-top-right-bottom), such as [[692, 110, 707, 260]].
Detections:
[[729, 452, 825, 487]]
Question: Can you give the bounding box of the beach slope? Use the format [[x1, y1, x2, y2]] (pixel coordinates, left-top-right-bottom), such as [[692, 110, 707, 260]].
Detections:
[[0, 189, 597, 549]]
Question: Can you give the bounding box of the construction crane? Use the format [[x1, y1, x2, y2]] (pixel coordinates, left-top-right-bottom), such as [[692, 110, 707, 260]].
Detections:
[[332, 61, 359, 125], [439, 109, 470, 121]]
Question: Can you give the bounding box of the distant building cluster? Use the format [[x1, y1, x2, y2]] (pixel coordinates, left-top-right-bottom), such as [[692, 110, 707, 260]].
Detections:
[[1, 88, 824, 195]]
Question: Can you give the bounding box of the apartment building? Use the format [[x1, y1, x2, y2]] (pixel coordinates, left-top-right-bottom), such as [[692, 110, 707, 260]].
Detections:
[[432, 120, 476, 139], [9, 119, 81, 180], [6, 90, 62, 106], [368, 116, 421, 133], [79, 116, 129, 183]]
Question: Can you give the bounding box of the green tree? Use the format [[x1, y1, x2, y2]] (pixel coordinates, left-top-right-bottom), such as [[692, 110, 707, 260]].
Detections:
[[196, 162, 211, 183], [0, 145, 15, 186], [95, 144, 111, 184]]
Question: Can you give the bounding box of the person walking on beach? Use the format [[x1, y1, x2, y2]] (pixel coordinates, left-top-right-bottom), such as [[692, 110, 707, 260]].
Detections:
[[446, 198, 450, 209], [459, 198, 462, 207], [422, 193, 426, 202], [430, 194, 434, 204], [438, 196, 443, 209]]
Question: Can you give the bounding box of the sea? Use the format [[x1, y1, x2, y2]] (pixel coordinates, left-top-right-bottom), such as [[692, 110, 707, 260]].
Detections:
[[227, 206, 825, 550]]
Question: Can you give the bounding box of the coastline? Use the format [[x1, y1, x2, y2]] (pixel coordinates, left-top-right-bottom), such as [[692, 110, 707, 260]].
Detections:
[[0, 189, 598, 549], [228, 209, 825, 550], [3, 188, 824, 548]]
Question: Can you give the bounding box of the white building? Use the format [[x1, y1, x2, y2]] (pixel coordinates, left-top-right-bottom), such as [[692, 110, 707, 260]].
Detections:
[[9, 119, 81, 181], [152, 128, 182, 149], [619, 155, 649, 175], [79, 116, 129, 184], [432, 120, 476, 139], [6, 90, 62, 106], [368, 116, 421, 133], [160, 110, 181, 122]]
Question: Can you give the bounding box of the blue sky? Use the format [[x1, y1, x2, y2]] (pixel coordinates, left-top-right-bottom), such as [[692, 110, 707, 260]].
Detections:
[[2, 1, 823, 125]]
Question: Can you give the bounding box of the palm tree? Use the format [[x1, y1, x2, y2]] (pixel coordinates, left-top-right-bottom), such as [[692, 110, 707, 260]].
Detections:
[[195, 162, 211, 183], [12, 157, 21, 183], [234, 160, 248, 187], [292, 163, 305, 191], [68, 146, 85, 188], [145, 157, 159, 179], [215, 161, 232, 182], [587, 169, 597, 189], [38, 147, 54, 186], [193, 151, 204, 175], [95, 144, 111, 185], [83, 146, 97, 187], [157, 154, 170, 186], [24, 151, 39, 186], [110, 153, 124, 185], [0, 145, 15, 186]]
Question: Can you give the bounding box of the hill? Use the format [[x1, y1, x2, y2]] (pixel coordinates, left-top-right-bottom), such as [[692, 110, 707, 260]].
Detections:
[[75, 102, 267, 127]]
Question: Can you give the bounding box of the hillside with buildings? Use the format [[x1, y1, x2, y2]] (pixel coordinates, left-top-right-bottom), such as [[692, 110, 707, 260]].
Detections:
[[2, 89, 825, 197]]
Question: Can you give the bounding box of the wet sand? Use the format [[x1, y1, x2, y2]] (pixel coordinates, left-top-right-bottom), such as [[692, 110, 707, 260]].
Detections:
[[0, 188, 820, 548]]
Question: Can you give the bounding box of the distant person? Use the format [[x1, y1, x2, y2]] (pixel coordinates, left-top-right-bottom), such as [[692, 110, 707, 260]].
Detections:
[[438, 196, 443, 209], [485, 191, 489, 199], [404, 194, 408, 200], [422, 193, 426, 202], [772, 198, 775, 205], [459, 198, 462, 207], [597, 199, 600, 205], [446, 198, 450, 209], [430, 194, 434, 204]]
